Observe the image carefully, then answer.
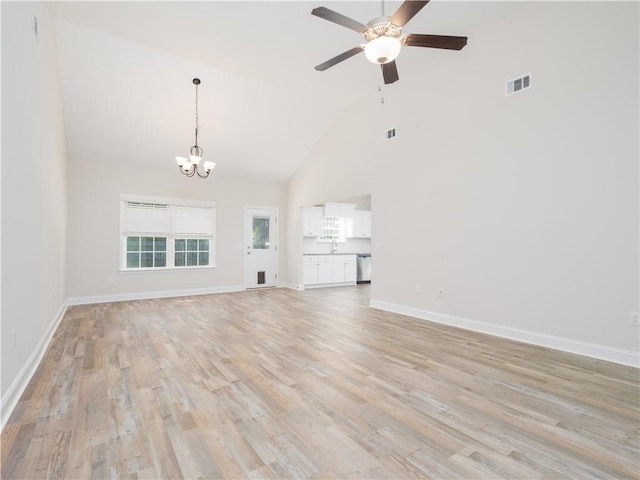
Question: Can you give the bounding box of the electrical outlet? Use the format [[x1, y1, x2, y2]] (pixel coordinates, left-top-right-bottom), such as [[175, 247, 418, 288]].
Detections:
[[630, 312, 639, 326], [415, 284, 422, 294], [11, 330, 15, 351], [438, 288, 445, 297]]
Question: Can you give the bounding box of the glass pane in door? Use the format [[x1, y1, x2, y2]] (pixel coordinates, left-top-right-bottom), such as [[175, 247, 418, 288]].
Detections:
[[252, 216, 270, 249]]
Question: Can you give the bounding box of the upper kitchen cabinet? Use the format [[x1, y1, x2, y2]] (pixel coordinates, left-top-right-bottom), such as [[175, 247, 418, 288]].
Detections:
[[324, 202, 355, 219], [302, 206, 323, 237], [348, 210, 372, 238]]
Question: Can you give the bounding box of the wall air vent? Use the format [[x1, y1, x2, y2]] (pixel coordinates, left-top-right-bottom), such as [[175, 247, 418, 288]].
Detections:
[[506, 73, 531, 96], [384, 127, 397, 141]]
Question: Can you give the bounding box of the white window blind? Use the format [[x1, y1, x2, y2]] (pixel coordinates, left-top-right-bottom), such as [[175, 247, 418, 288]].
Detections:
[[174, 206, 214, 235], [123, 202, 171, 235], [120, 195, 216, 270]]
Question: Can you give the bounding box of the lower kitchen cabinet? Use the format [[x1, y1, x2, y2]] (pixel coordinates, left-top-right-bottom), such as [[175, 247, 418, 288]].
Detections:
[[303, 255, 357, 286], [318, 259, 334, 284], [332, 256, 357, 283], [303, 259, 319, 285]]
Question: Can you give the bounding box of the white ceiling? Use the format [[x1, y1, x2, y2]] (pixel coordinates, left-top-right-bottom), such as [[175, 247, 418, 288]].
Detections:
[[51, 1, 523, 183]]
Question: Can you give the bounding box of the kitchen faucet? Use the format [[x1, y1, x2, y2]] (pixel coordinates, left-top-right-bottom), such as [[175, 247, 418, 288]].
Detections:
[[331, 239, 338, 254]]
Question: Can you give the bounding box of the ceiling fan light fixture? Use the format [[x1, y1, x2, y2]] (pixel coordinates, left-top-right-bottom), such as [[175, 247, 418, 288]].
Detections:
[[364, 35, 401, 64]]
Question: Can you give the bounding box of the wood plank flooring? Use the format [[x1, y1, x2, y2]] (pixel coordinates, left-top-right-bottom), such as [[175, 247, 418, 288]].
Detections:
[[2, 285, 639, 479]]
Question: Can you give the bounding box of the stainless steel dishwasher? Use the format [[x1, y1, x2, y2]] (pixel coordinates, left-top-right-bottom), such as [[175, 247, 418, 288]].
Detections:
[[356, 254, 371, 284]]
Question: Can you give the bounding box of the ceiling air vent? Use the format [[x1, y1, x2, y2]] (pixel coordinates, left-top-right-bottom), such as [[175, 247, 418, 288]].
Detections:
[[506, 73, 531, 96], [384, 127, 397, 141]]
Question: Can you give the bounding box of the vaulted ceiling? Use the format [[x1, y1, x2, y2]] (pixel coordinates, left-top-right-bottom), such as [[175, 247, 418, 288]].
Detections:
[[51, 1, 523, 183]]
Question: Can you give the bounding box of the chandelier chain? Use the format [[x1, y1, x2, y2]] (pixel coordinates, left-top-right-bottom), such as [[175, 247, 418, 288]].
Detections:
[[194, 81, 199, 147]]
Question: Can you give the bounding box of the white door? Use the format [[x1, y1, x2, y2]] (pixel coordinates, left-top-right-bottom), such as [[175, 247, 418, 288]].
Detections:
[[245, 207, 277, 288]]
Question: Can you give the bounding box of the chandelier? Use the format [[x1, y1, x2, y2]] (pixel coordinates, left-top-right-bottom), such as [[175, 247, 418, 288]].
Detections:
[[175, 78, 216, 178]]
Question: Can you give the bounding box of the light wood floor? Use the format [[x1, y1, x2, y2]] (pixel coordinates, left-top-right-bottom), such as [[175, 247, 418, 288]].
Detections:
[[2, 285, 639, 479]]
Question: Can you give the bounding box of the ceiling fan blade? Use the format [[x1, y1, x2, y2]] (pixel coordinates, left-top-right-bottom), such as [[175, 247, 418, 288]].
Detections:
[[314, 46, 364, 71], [404, 33, 468, 50], [311, 7, 369, 33], [381, 61, 399, 85], [390, 1, 430, 27]]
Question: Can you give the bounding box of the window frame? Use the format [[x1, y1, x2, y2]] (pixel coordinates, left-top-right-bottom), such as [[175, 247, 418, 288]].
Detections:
[[318, 216, 347, 243], [120, 194, 216, 272]]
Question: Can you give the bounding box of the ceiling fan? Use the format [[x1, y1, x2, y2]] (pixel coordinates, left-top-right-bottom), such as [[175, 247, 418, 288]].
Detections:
[[311, 0, 467, 84]]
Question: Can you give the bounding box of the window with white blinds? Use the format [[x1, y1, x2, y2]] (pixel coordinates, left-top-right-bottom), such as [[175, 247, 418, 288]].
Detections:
[[120, 196, 216, 270], [123, 202, 172, 235], [174, 206, 214, 235]]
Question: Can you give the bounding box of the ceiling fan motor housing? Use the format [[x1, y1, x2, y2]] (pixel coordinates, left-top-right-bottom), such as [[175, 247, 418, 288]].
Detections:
[[364, 17, 402, 42]]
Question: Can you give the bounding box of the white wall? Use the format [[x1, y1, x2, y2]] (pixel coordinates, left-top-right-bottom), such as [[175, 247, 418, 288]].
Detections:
[[287, 2, 639, 360], [1, 3, 68, 403], [66, 163, 286, 301]]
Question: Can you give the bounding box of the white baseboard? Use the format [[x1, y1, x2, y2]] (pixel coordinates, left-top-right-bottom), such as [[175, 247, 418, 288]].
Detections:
[[66, 285, 245, 306], [1, 302, 68, 430], [278, 282, 304, 291], [370, 299, 639, 368], [303, 282, 357, 290]]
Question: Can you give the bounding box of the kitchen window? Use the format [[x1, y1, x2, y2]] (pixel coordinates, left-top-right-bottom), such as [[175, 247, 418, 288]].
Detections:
[[120, 195, 216, 270], [319, 216, 346, 243]]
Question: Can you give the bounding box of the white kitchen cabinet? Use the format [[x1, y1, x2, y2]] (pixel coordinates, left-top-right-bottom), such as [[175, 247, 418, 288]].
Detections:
[[345, 258, 357, 282], [332, 255, 357, 283], [318, 256, 334, 284], [302, 207, 323, 237], [303, 256, 319, 285], [324, 202, 355, 219], [349, 210, 372, 238], [303, 255, 357, 286], [303, 255, 333, 284]]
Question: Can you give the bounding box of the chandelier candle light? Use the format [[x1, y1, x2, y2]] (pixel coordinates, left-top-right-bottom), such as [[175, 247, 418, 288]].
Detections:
[[175, 78, 216, 178]]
